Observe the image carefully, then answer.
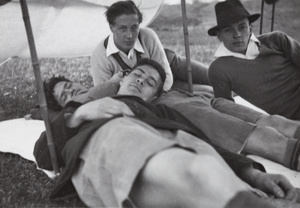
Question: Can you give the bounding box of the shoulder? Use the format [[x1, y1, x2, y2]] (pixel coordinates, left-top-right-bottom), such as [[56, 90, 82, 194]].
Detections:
[[208, 57, 235, 79], [92, 39, 107, 56], [209, 57, 232, 71], [139, 27, 159, 42], [139, 27, 157, 36], [257, 31, 288, 45]]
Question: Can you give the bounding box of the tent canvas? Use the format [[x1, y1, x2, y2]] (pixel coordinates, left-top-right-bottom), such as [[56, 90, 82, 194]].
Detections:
[[0, 0, 164, 61]]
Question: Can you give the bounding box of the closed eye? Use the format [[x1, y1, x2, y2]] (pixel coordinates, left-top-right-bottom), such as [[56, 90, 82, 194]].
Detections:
[[134, 72, 142, 77], [147, 79, 156, 87], [61, 93, 67, 103]]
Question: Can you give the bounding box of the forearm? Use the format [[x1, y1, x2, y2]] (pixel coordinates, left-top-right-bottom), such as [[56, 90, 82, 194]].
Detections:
[[65, 106, 87, 128], [239, 167, 262, 187], [87, 80, 120, 100]]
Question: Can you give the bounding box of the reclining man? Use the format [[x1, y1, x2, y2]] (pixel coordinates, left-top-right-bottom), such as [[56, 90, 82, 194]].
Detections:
[[208, 0, 300, 120], [34, 58, 299, 207]]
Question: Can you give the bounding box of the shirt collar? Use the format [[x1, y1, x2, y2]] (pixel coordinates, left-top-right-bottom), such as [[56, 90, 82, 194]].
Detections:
[[214, 33, 260, 60], [106, 33, 145, 59]]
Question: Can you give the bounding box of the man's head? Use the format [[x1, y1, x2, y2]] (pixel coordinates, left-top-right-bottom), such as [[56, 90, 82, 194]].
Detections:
[[44, 75, 88, 110], [106, 1, 143, 54], [118, 58, 166, 102], [208, 0, 260, 54]]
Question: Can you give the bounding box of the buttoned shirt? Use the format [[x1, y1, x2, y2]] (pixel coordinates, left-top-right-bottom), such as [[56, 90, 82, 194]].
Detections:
[[106, 33, 145, 60]]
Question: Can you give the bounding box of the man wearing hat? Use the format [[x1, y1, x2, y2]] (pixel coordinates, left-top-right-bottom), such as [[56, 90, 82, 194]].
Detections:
[[208, 0, 300, 120]]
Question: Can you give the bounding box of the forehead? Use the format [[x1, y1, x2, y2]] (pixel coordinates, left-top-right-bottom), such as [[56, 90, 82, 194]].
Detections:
[[114, 14, 139, 26], [53, 81, 67, 91], [134, 65, 161, 79], [221, 18, 249, 30]]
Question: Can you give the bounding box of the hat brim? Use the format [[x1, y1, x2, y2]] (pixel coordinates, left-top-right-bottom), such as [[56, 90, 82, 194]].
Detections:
[[208, 13, 261, 36]]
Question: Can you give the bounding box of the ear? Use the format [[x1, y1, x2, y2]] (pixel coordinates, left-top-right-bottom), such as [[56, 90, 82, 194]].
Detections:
[[109, 24, 114, 32], [249, 24, 253, 33], [119, 80, 123, 86], [216, 31, 221, 40]]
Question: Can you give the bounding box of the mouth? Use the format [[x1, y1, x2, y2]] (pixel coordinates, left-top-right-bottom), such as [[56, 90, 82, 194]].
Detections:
[[233, 41, 244, 46], [124, 41, 134, 45], [129, 83, 141, 93]]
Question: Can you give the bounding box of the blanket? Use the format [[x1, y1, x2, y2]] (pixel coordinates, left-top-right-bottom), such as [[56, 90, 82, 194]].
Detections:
[[0, 118, 54, 178]]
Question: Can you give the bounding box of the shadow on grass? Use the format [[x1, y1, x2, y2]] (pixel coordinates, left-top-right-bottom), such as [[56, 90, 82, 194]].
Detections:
[[0, 152, 86, 207]]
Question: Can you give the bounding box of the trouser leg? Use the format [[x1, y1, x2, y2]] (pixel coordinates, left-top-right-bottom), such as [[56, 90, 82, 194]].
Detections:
[[155, 91, 255, 153], [256, 114, 300, 138]]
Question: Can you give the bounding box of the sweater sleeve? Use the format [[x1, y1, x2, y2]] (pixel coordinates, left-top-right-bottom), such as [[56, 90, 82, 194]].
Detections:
[[270, 31, 300, 69], [140, 28, 173, 90], [91, 41, 117, 85], [72, 80, 120, 104], [208, 60, 234, 101]]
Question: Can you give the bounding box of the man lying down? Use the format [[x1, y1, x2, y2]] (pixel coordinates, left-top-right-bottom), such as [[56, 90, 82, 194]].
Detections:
[[33, 58, 300, 207]]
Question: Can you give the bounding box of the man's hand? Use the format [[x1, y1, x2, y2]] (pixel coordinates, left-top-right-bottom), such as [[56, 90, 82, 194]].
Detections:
[[110, 71, 125, 84], [255, 172, 298, 201], [243, 168, 299, 202], [66, 97, 134, 128]]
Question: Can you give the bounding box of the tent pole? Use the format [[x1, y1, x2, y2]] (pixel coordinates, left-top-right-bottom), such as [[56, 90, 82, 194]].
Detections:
[[181, 0, 193, 94], [19, 0, 60, 175], [271, 3, 275, 31], [259, 0, 264, 34]]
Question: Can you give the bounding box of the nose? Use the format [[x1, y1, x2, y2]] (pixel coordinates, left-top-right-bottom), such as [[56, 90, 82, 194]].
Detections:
[[137, 78, 144, 86], [126, 30, 133, 38], [233, 29, 241, 37]]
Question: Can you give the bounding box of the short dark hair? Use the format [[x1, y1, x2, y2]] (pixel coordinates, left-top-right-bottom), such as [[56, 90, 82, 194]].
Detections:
[[105, 0, 143, 25], [131, 58, 166, 96], [44, 75, 70, 111]]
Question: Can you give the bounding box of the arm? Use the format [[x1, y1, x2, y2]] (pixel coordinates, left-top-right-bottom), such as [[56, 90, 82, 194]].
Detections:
[[141, 28, 173, 90], [66, 97, 134, 128], [208, 61, 234, 100], [267, 31, 300, 68], [91, 41, 120, 85], [165, 48, 210, 85], [72, 73, 122, 104]]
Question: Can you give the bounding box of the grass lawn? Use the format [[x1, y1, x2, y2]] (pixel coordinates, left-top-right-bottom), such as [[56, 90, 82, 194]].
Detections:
[[0, 0, 299, 207]]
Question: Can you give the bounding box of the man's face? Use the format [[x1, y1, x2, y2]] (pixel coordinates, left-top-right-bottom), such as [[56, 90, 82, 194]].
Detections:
[[118, 65, 162, 102], [217, 18, 251, 54], [110, 14, 140, 54], [53, 81, 88, 107]]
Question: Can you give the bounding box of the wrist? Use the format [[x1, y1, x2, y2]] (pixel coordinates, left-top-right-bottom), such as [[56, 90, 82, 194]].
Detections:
[[240, 167, 261, 187], [66, 106, 86, 128]]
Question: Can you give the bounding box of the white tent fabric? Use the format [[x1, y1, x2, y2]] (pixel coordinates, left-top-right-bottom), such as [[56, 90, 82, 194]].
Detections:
[[0, 0, 164, 61]]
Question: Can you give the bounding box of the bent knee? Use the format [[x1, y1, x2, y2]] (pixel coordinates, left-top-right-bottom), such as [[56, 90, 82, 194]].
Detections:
[[257, 114, 286, 127]]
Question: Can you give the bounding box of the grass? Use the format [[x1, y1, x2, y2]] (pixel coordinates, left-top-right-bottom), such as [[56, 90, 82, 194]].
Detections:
[[0, 0, 300, 207]]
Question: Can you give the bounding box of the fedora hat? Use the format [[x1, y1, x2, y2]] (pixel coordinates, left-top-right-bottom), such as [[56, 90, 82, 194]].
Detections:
[[208, 0, 260, 36]]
